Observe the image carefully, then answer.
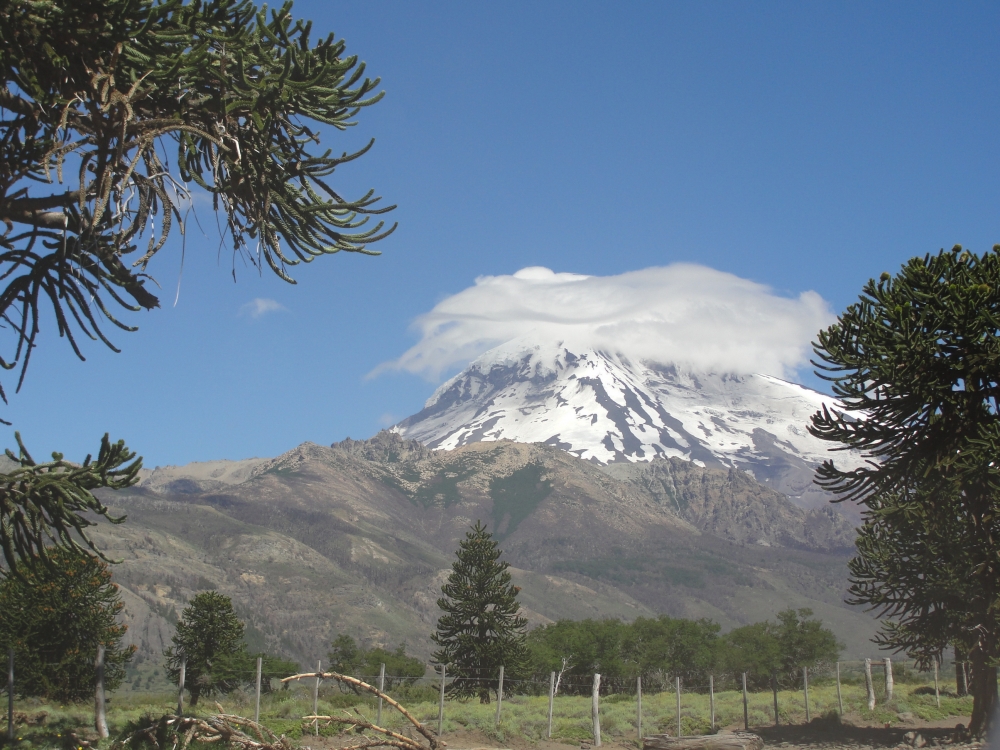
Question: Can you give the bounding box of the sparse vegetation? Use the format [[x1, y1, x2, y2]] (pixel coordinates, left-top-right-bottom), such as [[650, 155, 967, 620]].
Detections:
[[0, 676, 975, 748]]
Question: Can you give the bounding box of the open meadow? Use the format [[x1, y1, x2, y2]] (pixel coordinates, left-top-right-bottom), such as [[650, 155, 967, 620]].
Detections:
[[0, 675, 975, 750]]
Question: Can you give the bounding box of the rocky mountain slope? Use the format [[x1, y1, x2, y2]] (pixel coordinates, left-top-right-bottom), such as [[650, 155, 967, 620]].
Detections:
[[393, 341, 865, 515], [100, 432, 874, 676]]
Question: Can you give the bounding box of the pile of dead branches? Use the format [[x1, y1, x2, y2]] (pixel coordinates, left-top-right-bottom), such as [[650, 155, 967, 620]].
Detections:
[[112, 711, 293, 750], [282, 670, 443, 750]]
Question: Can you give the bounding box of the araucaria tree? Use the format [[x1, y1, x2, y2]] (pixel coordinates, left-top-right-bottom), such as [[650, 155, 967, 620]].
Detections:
[[432, 521, 527, 703], [0, 547, 135, 702], [0, 0, 392, 565], [164, 591, 247, 706], [809, 245, 1000, 737]]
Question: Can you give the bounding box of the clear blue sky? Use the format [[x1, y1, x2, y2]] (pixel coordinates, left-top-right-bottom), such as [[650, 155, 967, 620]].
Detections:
[[6, 1, 1000, 467]]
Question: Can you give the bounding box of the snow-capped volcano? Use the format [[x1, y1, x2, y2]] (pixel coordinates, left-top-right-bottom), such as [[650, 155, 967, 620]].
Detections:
[[393, 340, 864, 511]]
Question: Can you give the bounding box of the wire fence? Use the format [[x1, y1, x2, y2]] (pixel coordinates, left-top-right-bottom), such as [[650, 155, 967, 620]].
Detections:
[[9, 650, 969, 746], [282, 655, 968, 744]]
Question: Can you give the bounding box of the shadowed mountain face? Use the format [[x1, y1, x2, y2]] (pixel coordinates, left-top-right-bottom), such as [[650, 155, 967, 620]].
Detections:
[[394, 342, 866, 519], [101, 432, 873, 670]]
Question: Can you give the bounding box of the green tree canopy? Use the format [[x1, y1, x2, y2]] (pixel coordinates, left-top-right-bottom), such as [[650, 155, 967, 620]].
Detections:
[[717, 621, 781, 690], [327, 634, 425, 689], [525, 615, 721, 694], [0, 547, 135, 702], [0, 0, 392, 571], [809, 245, 1000, 736], [432, 521, 527, 703], [164, 591, 247, 706]]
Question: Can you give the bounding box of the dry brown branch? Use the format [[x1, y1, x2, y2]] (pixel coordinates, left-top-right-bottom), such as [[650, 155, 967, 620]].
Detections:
[[304, 714, 423, 750], [282, 670, 443, 750], [111, 713, 293, 750]]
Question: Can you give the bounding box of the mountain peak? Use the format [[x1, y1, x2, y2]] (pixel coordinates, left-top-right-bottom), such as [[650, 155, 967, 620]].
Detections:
[[394, 341, 862, 512]]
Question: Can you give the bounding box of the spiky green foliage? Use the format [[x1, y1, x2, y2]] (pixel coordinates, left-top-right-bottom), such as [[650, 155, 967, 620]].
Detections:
[[0, 546, 135, 702], [432, 521, 527, 704], [0, 0, 393, 395], [0, 430, 139, 575], [164, 591, 247, 706], [809, 245, 1000, 736]]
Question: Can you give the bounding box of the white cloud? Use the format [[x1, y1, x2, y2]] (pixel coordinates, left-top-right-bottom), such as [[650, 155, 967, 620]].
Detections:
[[378, 264, 834, 380], [239, 298, 286, 318]]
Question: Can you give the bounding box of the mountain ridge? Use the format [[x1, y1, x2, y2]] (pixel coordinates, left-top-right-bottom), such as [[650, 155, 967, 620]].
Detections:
[[107, 433, 875, 679]]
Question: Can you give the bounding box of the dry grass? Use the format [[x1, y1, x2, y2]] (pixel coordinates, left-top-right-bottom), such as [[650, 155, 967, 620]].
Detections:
[[0, 678, 973, 750]]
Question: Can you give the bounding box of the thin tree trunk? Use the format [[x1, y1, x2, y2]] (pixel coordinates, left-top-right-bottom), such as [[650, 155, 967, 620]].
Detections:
[[438, 664, 445, 737], [7, 649, 13, 743], [933, 656, 940, 709], [955, 646, 968, 697], [968, 649, 998, 738], [95, 645, 108, 738], [495, 666, 504, 727]]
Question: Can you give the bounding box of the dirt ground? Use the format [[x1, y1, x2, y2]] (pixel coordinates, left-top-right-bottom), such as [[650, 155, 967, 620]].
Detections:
[[301, 715, 983, 750]]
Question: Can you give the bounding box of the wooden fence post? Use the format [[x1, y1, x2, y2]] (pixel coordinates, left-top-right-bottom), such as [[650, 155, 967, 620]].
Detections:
[[771, 672, 779, 726], [377, 663, 385, 727], [884, 657, 893, 704], [7, 648, 12, 742], [637, 675, 643, 741], [742, 673, 749, 731], [438, 664, 445, 738], [313, 660, 321, 737], [675, 676, 682, 738], [709, 675, 715, 732], [592, 673, 601, 747], [836, 662, 844, 716], [254, 656, 262, 724], [864, 658, 875, 711], [933, 656, 941, 709], [177, 655, 186, 717], [547, 671, 555, 739], [495, 666, 504, 727], [802, 666, 810, 723]]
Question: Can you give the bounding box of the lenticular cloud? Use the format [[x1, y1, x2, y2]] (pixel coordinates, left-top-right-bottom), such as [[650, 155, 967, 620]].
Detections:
[[380, 264, 834, 380]]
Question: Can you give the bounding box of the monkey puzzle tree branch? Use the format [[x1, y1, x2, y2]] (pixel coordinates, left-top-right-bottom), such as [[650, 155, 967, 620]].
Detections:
[[0, 431, 141, 578], [0, 0, 395, 398]]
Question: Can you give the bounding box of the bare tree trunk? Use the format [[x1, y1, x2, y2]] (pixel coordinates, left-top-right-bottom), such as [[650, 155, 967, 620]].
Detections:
[[955, 646, 968, 697], [968, 650, 998, 738], [177, 656, 186, 714], [554, 656, 571, 697], [95, 645, 108, 738]]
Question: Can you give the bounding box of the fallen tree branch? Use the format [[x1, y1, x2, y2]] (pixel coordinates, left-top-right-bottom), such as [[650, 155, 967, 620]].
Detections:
[[111, 713, 292, 750], [282, 670, 443, 750]]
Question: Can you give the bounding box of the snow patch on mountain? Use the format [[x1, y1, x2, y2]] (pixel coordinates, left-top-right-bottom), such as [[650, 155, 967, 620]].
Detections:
[[393, 340, 864, 509]]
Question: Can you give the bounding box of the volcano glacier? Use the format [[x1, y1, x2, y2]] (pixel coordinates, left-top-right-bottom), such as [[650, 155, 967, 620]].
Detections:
[[393, 339, 865, 513]]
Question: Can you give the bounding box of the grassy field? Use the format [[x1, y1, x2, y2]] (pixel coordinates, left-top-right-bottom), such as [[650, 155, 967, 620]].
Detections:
[[0, 676, 974, 749]]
